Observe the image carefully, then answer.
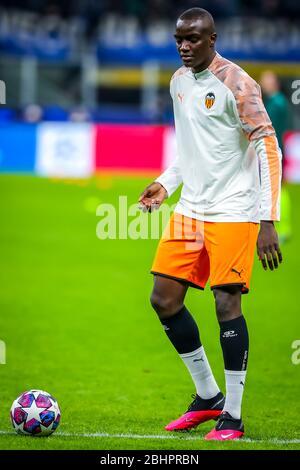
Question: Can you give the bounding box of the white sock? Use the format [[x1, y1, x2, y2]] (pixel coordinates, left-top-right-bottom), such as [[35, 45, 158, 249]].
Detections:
[[223, 370, 247, 419], [179, 346, 220, 399]]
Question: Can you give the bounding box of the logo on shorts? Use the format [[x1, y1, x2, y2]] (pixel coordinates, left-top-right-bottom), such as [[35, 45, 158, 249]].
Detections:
[[205, 92, 215, 109], [231, 268, 243, 279]]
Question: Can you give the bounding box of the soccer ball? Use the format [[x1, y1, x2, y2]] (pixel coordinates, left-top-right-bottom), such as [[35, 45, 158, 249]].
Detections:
[[10, 390, 61, 436]]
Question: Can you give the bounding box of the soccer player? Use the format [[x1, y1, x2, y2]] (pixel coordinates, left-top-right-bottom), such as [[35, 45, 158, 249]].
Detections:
[[139, 8, 282, 441]]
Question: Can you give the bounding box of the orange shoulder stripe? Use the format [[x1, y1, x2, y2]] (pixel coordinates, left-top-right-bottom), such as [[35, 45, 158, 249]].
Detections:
[[264, 135, 281, 220]]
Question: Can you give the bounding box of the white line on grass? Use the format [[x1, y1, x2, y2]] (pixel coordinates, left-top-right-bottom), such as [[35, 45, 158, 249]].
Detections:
[[0, 430, 299, 445]]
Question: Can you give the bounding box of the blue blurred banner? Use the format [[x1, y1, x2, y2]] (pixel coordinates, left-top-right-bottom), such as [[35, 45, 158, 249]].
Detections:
[[97, 42, 300, 66], [0, 124, 37, 173]]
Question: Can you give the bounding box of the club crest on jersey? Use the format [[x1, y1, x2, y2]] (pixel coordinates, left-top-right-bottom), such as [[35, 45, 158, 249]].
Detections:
[[205, 92, 215, 109]]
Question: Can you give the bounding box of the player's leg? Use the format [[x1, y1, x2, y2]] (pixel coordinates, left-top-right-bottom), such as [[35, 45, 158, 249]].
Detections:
[[151, 275, 224, 431], [150, 274, 188, 321], [204, 221, 259, 440], [205, 285, 246, 440]]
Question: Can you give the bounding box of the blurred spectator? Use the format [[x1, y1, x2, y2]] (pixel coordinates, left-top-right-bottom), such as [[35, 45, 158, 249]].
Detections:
[[260, 70, 292, 243], [22, 104, 43, 123], [69, 106, 91, 122], [260, 71, 289, 158]]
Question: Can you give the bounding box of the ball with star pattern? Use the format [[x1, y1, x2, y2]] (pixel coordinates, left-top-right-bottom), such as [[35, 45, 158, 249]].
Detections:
[[10, 390, 61, 436]]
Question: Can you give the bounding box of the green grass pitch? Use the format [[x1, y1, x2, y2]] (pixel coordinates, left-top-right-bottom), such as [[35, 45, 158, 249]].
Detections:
[[0, 174, 299, 451]]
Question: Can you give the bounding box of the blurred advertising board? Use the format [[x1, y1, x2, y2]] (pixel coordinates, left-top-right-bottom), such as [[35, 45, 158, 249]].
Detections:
[[35, 123, 95, 178], [1, 124, 299, 182], [284, 132, 300, 183], [0, 124, 36, 172], [94, 124, 164, 173]]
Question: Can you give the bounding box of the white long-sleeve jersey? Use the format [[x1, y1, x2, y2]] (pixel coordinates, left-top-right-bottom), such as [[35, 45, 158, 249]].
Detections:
[[156, 52, 282, 222]]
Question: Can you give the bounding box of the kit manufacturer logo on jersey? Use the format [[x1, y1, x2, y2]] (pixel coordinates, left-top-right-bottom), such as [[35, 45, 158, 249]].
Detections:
[[205, 92, 215, 109], [177, 92, 184, 103]]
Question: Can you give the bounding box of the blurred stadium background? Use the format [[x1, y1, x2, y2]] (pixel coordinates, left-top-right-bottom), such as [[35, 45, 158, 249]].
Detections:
[[0, 0, 300, 176], [0, 0, 299, 451]]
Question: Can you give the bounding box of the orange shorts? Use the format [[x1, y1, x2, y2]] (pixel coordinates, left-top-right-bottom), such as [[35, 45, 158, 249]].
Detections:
[[151, 213, 259, 294]]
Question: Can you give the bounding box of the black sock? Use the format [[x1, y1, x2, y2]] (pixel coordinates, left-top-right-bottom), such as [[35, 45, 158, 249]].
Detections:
[[219, 316, 249, 371], [160, 306, 201, 354]]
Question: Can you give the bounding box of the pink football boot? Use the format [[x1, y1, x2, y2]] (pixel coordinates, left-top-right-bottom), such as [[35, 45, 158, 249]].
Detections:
[[205, 411, 244, 440], [165, 392, 225, 432]]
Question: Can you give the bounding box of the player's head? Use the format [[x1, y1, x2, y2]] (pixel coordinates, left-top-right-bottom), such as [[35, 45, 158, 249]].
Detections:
[[175, 8, 217, 73], [260, 70, 280, 96]]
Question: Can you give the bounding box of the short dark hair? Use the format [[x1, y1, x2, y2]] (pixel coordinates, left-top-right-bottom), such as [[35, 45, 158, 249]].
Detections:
[[178, 8, 215, 34]]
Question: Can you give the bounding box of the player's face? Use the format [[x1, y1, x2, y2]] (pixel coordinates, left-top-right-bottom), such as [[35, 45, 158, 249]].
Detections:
[[174, 19, 216, 73]]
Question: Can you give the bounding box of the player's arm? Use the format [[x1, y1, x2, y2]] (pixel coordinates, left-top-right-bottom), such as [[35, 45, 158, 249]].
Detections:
[[256, 219, 282, 270], [252, 136, 282, 270], [139, 155, 182, 212], [234, 74, 283, 270], [139, 75, 183, 212]]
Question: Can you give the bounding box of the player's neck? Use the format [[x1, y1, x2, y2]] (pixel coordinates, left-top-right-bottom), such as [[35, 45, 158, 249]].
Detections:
[[192, 51, 216, 74]]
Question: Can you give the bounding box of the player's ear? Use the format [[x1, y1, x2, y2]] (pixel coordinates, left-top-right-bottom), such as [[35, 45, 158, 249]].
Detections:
[[209, 32, 217, 48]]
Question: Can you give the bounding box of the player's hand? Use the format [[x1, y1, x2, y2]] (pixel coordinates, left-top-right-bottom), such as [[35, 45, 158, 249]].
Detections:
[[257, 221, 283, 270], [138, 182, 167, 212]]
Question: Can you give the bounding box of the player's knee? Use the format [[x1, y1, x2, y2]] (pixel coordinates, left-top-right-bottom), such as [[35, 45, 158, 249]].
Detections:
[[215, 299, 232, 321], [150, 292, 182, 319], [213, 287, 241, 322]]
